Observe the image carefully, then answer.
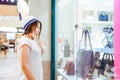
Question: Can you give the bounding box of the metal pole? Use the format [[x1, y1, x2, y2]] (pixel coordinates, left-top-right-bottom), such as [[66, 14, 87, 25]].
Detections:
[[51, 0, 56, 80]]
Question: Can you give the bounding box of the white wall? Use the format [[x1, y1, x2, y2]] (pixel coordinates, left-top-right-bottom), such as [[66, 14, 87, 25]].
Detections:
[[29, 0, 51, 61]]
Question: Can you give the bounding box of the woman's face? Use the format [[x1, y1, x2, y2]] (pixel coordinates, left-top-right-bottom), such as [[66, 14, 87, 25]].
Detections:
[[35, 22, 41, 35], [31, 22, 40, 39]]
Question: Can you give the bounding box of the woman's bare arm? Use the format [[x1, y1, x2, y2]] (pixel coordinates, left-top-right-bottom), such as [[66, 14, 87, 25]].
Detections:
[[21, 44, 35, 80]]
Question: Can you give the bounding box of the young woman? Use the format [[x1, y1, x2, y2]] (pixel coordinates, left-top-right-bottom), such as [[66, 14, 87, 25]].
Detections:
[[18, 16, 45, 80]]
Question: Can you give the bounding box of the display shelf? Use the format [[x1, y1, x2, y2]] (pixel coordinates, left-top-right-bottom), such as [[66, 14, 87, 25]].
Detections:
[[57, 68, 77, 80], [81, 9, 113, 29], [82, 21, 113, 25], [93, 48, 114, 54], [75, 4, 114, 58]]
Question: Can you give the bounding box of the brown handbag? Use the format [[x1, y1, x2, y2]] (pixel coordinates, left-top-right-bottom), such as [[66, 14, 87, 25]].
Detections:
[[64, 61, 74, 75]]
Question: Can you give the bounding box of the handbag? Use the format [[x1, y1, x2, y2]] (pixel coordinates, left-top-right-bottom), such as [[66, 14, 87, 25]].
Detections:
[[76, 29, 94, 78], [102, 27, 114, 49], [64, 61, 74, 75], [100, 53, 114, 70], [64, 40, 70, 57], [99, 12, 108, 21]]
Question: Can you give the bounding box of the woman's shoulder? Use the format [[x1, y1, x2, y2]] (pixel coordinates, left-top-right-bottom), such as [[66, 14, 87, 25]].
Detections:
[[19, 36, 32, 45], [20, 36, 30, 41]]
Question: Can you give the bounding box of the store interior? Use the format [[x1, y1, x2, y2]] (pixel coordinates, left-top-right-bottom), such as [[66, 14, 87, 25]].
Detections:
[[57, 0, 114, 80], [0, 0, 114, 80]]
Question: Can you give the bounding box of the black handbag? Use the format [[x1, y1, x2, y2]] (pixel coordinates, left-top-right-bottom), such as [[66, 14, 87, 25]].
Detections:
[[100, 53, 114, 70]]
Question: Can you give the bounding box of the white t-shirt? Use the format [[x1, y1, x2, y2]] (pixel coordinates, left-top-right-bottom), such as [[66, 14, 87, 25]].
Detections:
[[18, 36, 43, 80]]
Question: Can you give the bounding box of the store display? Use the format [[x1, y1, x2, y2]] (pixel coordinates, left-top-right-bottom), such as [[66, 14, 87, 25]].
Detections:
[[75, 8, 114, 78], [76, 5, 114, 80], [57, 2, 114, 80]]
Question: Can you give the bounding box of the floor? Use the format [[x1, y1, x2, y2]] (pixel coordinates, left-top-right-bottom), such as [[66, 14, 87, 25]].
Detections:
[[0, 48, 21, 80]]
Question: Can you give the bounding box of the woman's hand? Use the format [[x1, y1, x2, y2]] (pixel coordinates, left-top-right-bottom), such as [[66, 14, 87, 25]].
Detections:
[[39, 39, 46, 55]]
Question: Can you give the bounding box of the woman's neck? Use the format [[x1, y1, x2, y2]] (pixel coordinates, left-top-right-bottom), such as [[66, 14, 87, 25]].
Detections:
[[24, 34, 34, 40]]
